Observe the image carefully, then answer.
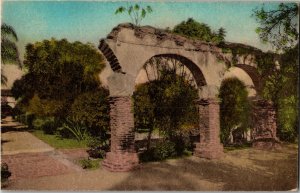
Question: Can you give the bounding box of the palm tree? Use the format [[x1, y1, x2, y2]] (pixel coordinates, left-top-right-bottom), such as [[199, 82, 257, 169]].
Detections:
[[1, 23, 21, 85]]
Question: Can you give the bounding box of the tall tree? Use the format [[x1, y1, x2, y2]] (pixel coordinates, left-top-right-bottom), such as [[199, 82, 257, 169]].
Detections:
[[219, 78, 251, 145], [253, 3, 298, 51], [1, 23, 21, 85], [173, 18, 226, 44], [12, 38, 106, 119], [133, 56, 199, 150], [218, 27, 226, 42], [254, 3, 299, 141]]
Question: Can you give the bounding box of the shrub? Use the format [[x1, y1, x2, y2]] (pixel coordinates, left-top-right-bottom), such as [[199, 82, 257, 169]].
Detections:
[[140, 140, 176, 162], [154, 140, 176, 160], [15, 113, 35, 128], [1, 163, 11, 183], [86, 137, 110, 159], [33, 117, 58, 134], [171, 134, 192, 156], [69, 88, 109, 137]]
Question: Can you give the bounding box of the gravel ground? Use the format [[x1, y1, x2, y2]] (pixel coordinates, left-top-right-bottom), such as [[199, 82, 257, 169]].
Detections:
[[4, 143, 298, 191]]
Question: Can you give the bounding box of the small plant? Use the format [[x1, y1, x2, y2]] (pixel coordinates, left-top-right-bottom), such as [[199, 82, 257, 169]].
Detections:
[[115, 3, 153, 26], [87, 137, 110, 159], [153, 140, 176, 160], [79, 158, 100, 170], [58, 119, 89, 141], [1, 163, 11, 185]]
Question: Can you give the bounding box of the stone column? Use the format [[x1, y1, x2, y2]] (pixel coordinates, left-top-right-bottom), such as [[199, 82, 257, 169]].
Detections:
[[102, 73, 139, 172], [194, 98, 224, 159], [251, 99, 280, 149], [102, 96, 139, 172]]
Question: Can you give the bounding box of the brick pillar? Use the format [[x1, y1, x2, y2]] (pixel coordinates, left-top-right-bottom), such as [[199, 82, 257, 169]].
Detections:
[[102, 96, 139, 172], [194, 98, 224, 159], [251, 99, 280, 149]]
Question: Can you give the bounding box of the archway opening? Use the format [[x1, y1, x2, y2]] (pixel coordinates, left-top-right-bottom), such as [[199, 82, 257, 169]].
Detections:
[[133, 55, 202, 161], [219, 77, 252, 146]]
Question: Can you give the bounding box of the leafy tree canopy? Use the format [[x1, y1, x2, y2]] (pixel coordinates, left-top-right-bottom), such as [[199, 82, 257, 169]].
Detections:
[[260, 44, 299, 142], [253, 3, 299, 51], [173, 18, 226, 44], [12, 38, 106, 118]]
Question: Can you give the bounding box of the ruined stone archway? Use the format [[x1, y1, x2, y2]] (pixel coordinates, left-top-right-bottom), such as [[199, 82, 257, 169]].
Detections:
[[135, 54, 207, 88], [98, 23, 278, 172]]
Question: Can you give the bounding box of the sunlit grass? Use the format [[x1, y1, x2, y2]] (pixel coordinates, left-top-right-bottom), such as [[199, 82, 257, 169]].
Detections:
[[31, 130, 88, 149]]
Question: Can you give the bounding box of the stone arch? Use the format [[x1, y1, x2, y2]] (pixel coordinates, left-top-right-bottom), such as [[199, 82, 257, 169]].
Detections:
[[100, 24, 277, 172], [223, 65, 259, 97], [135, 53, 207, 88], [99, 39, 123, 73], [221, 64, 261, 140]]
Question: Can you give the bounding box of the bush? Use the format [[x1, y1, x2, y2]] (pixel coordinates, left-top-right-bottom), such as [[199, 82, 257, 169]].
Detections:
[[33, 117, 58, 134], [140, 140, 176, 162], [87, 137, 110, 159], [1, 163, 11, 183], [15, 113, 35, 128], [171, 134, 192, 156], [69, 88, 110, 137]]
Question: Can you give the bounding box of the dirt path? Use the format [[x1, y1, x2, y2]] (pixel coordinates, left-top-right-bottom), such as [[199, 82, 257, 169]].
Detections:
[[4, 143, 298, 191]]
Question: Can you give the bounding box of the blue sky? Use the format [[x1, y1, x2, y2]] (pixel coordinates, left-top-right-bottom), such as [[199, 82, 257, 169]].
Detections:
[[2, 1, 281, 59]]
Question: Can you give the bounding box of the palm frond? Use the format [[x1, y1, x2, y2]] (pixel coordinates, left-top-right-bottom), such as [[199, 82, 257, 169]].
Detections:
[[1, 39, 21, 67], [1, 23, 18, 41]]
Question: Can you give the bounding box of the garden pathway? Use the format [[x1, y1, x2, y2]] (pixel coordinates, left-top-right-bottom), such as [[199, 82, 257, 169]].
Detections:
[[1, 117, 87, 180]]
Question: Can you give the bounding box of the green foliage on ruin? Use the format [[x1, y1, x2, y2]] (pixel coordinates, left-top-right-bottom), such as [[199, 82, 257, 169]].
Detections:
[[219, 77, 251, 145], [115, 3, 153, 26], [173, 18, 226, 44]]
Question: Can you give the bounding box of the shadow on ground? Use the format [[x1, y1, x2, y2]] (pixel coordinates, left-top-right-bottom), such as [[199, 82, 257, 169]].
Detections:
[[1, 126, 30, 133], [109, 144, 298, 191]]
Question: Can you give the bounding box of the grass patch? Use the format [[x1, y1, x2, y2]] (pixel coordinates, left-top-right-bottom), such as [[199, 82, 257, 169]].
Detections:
[[78, 158, 101, 170], [31, 130, 88, 149]]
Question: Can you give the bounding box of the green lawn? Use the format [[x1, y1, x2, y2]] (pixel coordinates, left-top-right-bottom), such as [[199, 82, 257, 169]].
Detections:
[[31, 130, 88, 149]]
